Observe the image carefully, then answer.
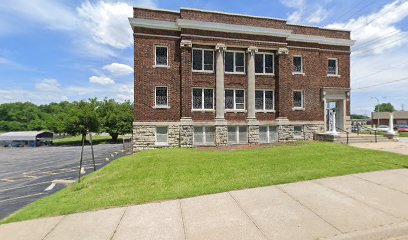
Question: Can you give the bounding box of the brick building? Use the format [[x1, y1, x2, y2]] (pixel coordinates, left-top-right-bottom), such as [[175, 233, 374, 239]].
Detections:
[[129, 7, 354, 150]]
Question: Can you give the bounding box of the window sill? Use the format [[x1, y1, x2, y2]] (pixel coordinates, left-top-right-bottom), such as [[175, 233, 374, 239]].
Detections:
[[225, 72, 246, 75], [225, 110, 247, 113], [327, 74, 341, 78], [256, 110, 276, 113], [153, 65, 170, 69], [153, 106, 170, 109], [193, 143, 216, 147], [292, 107, 305, 111], [292, 72, 305, 76], [255, 73, 275, 76], [155, 143, 169, 147], [192, 109, 215, 112], [192, 70, 214, 74]]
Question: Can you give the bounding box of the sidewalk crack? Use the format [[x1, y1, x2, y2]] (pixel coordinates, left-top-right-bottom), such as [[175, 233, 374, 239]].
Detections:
[[179, 199, 188, 240], [109, 207, 128, 240], [42, 215, 66, 240]]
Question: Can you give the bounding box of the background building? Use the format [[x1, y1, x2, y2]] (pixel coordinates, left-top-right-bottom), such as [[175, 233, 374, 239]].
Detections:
[[129, 7, 353, 149], [371, 112, 408, 126], [0, 131, 53, 147]]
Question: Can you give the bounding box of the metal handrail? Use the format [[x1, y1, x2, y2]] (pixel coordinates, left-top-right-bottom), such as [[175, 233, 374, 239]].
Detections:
[[336, 127, 350, 144]]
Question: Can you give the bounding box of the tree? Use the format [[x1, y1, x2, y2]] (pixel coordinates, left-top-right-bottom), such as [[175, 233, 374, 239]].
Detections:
[[63, 99, 100, 136], [351, 114, 368, 119], [97, 99, 133, 141], [374, 103, 395, 112]]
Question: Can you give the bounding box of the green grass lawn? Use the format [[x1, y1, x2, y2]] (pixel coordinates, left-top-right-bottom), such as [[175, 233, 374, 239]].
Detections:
[[3, 142, 408, 224], [52, 135, 123, 146], [400, 132, 408, 137]]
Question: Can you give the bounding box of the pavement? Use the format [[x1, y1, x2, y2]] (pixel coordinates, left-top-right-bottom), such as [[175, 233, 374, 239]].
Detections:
[[3, 169, 408, 240], [350, 140, 408, 155], [0, 144, 125, 220]]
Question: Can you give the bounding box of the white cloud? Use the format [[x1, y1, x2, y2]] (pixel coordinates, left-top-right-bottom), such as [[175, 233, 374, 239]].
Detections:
[[306, 6, 328, 24], [103, 63, 133, 76], [281, 0, 328, 24], [35, 79, 61, 92], [89, 75, 115, 85]]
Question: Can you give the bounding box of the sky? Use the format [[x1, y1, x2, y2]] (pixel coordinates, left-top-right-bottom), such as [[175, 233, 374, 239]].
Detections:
[[0, 0, 407, 115]]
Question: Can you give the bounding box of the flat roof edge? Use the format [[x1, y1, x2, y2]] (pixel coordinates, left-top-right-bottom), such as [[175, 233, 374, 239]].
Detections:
[[133, 6, 180, 14]]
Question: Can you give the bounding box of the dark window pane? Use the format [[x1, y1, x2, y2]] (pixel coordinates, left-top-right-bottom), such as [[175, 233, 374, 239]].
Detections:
[[293, 91, 302, 107], [156, 87, 168, 106], [255, 54, 263, 73], [204, 50, 213, 71], [156, 47, 167, 65], [265, 54, 273, 73], [328, 59, 337, 74], [255, 90, 264, 110], [204, 89, 213, 109], [225, 90, 234, 109], [265, 91, 274, 110], [235, 52, 245, 72], [225, 52, 234, 72], [293, 57, 302, 72], [193, 88, 203, 109], [193, 49, 203, 70], [235, 90, 245, 109]]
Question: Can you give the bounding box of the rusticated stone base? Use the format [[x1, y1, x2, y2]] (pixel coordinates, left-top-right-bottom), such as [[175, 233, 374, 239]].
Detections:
[[132, 122, 325, 152]]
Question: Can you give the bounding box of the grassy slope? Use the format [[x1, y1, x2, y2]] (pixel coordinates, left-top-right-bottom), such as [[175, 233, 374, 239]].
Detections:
[[3, 142, 408, 224], [52, 135, 123, 146]]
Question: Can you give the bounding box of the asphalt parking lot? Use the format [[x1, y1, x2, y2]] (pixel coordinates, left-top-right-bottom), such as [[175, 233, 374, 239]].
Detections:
[[0, 144, 126, 220]]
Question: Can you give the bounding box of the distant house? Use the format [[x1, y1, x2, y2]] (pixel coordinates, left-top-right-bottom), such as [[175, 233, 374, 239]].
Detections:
[[371, 112, 408, 126], [0, 131, 53, 147]]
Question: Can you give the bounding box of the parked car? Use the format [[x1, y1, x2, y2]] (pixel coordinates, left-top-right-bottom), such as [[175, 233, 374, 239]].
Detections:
[[398, 126, 408, 132], [376, 125, 389, 132]]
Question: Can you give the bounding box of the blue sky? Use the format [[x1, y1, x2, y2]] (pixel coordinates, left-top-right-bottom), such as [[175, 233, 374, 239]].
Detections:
[[0, 0, 407, 115]]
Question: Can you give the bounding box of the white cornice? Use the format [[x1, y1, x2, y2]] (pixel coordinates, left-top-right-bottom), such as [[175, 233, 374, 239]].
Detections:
[[129, 18, 355, 47]]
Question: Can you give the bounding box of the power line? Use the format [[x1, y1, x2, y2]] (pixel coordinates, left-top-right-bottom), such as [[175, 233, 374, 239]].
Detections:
[[352, 77, 408, 90], [351, 30, 399, 51], [352, 61, 408, 82], [352, 35, 408, 56], [330, 0, 368, 23]]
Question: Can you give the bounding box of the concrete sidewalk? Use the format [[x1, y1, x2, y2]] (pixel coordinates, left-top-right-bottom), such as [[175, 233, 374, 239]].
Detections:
[[2, 169, 408, 240], [350, 141, 408, 155]]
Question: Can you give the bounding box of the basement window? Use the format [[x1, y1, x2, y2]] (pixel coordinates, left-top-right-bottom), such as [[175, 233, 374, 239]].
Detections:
[[193, 126, 215, 145], [259, 126, 278, 143], [294, 125, 303, 138], [155, 127, 168, 145], [227, 126, 248, 144]]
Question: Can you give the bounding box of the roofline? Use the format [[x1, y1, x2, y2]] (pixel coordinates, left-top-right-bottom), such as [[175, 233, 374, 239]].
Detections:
[[180, 7, 287, 22], [133, 7, 351, 33]]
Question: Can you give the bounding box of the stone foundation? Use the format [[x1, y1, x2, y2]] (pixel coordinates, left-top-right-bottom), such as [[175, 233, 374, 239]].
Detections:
[[133, 122, 325, 152]]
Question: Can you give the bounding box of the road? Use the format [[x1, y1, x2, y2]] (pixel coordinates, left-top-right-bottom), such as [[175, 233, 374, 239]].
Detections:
[[0, 144, 125, 220]]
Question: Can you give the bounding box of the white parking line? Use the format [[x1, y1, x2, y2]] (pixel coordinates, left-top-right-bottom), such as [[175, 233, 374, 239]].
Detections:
[[44, 183, 56, 191], [0, 192, 45, 203]]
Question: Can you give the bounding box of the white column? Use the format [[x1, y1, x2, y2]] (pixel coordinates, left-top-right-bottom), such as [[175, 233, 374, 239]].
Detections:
[[388, 112, 395, 134], [215, 44, 226, 121], [247, 46, 258, 122]]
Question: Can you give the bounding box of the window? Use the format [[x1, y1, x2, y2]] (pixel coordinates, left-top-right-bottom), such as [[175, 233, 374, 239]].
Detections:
[[227, 126, 248, 144], [255, 90, 274, 111], [259, 126, 278, 143], [328, 58, 338, 75], [155, 46, 168, 66], [155, 86, 168, 107], [225, 51, 245, 73], [192, 49, 214, 71], [225, 89, 245, 110], [192, 88, 214, 110], [255, 53, 274, 74], [293, 90, 304, 109], [293, 56, 303, 73], [193, 126, 215, 145], [294, 126, 303, 138], [155, 127, 168, 145]]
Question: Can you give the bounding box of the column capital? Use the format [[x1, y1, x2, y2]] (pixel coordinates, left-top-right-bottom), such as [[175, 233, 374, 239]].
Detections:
[[277, 47, 289, 55], [215, 43, 227, 52], [180, 40, 192, 48], [246, 46, 258, 55]]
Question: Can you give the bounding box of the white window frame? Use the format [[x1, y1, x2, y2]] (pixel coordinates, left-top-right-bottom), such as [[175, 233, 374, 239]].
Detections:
[[154, 86, 169, 108], [193, 126, 215, 146], [259, 125, 278, 143], [292, 55, 305, 75], [192, 88, 215, 111], [292, 90, 304, 111], [224, 89, 246, 112], [227, 126, 248, 145], [154, 45, 169, 67], [255, 52, 274, 75], [327, 58, 340, 77], [224, 50, 246, 74], [155, 126, 168, 146], [192, 48, 214, 73], [255, 89, 275, 112]]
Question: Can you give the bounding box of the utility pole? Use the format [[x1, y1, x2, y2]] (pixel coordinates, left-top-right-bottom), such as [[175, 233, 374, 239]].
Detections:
[[371, 97, 380, 127]]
